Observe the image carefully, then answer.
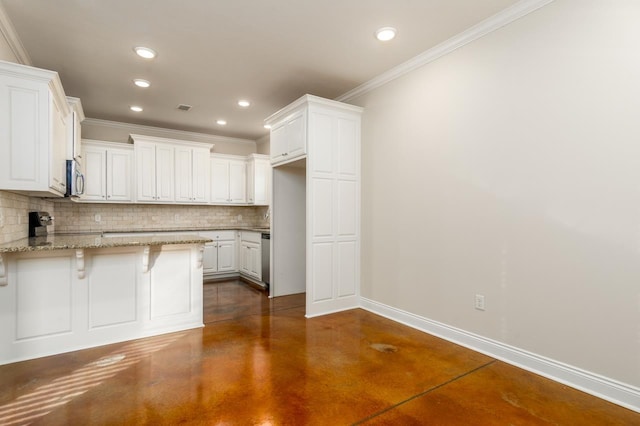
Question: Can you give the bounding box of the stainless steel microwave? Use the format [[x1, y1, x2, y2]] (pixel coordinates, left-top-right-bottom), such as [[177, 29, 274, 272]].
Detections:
[[66, 159, 85, 197]]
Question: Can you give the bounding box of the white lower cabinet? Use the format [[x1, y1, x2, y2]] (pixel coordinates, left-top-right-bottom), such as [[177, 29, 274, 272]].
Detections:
[[239, 231, 261, 281], [0, 244, 204, 365], [201, 231, 237, 276]]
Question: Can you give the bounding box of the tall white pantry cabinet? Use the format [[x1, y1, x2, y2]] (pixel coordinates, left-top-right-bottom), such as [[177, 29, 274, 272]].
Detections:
[[265, 95, 362, 318]]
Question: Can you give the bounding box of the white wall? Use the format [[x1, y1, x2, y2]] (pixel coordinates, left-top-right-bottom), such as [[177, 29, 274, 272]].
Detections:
[[352, 0, 640, 388]]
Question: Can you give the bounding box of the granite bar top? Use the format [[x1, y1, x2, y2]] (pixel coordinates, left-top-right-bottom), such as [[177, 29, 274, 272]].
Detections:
[[0, 234, 213, 253]]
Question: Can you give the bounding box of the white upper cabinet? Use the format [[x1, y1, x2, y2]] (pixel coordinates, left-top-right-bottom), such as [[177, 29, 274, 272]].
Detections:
[[81, 140, 133, 202], [131, 134, 213, 204], [246, 154, 271, 206], [134, 140, 174, 202], [175, 146, 211, 203], [267, 109, 306, 166], [211, 154, 246, 204], [0, 60, 71, 197], [66, 97, 85, 162]]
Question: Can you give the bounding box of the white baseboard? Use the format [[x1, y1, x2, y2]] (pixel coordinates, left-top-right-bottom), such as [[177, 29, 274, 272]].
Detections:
[[359, 297, 640, 413]]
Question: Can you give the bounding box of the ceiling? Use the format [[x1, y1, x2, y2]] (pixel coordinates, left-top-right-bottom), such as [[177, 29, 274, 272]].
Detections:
[[1, 0, 519, 141]]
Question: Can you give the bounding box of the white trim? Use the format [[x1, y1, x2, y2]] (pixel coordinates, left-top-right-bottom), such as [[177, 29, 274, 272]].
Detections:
[[83, 118, 256, 146], [360, 297, 640, 413], [336, 0, 554, 102], [0, 3, 31, 65]]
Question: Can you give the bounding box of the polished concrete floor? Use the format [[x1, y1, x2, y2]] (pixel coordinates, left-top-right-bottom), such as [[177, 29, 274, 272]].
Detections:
[[0, 279, 638, 425]]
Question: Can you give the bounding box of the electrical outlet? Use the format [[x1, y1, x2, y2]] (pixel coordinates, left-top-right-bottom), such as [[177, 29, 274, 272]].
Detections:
[[94, 214, 101, 223], [237, 214, 243, 222], [475, 294, 485, 311], [174, 214, 180, 222], [0, 210, 4, 228]]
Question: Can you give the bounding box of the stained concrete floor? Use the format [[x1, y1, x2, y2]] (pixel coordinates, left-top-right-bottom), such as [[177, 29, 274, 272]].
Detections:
[[0, 279, 637, 425]]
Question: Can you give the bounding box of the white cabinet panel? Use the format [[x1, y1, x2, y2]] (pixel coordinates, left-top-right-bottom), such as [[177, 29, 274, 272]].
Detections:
[[88, 251, 137, 328], [136, 142, 157, 202], [287, 111, 306, 159], [311, 243, 333, 302], [211, 155, 246, 204], [150, 249, 192, 318], [338, 180, 357, 236], [175, 147, 193, 203], [107, 148, 133, 201], [81, 141, 133, 203], [239, 231, 262, 281], [312, 179, 333, 237], [192, 148, 210, 203], [247, 154, 271, 205], [310, 112, 333, 174], [211, 157, 230, 203], [156, 144, 175, 202], [229, 160, 247, 203], [175, 146, 211, 203], [202, 244, 218, 274], [217, 240, 236, 272], [337, 242, 357, 298], [83, 145, 107, 200], [338, 118, 357, 176], [16, 256, 73, 339], [0, 63, 70, 197], [269, 110, 307, 166]]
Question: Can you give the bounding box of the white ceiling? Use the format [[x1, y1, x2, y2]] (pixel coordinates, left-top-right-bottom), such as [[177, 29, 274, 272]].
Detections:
[[1, 0, 519, 140]]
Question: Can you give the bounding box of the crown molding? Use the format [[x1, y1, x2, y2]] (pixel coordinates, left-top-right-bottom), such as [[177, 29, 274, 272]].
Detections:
[[336, 0, 554, 103], [0, 3, 32, 65], [83, 118, 256, 146]]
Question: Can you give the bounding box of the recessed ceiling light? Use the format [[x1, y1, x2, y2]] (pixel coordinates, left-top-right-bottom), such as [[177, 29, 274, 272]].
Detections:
[[133, 79, 151, 88], [216, 119, 227, 125], [375, 27, 397, 41], [133, 46, 157, 59], [238, 100, 250, 108], [263, 124, 271, 129], [130, 105, 143, 112]]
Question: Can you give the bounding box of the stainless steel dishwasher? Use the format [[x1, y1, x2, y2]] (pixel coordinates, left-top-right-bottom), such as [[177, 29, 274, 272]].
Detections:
[[261, 232, 270, 287]]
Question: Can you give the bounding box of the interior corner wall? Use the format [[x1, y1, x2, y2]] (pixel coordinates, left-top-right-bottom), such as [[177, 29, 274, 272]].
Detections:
[[351, 0, 640, 388]]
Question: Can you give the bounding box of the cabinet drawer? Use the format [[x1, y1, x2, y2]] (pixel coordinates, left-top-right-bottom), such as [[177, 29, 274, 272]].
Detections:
[[199, 230, 236, 241], [240, 231, 261, 244]]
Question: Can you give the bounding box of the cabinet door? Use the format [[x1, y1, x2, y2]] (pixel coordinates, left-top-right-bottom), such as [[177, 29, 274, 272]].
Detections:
[[217, 240, 236, 272], [49, 95, 68, 194], [270, 122, 287, 163], [107, 149, 133, 202], [211, 158, 230, 203], [155, 144, 175, 202], [228, 160, 246, 203], [247, 242, 261, 280], [82, 146, 106, 201], [286, 111, 306, 159], [192, 148, 210, 203], [174, 147, 193, 203], [252, 159, 270, 205], [135, 143, 157, 202], [239, 241, 250, 275], [202, 243, 218, 273]]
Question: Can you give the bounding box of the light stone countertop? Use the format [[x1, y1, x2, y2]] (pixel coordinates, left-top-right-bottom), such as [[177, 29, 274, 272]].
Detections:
[[0, 233, 213, 253]]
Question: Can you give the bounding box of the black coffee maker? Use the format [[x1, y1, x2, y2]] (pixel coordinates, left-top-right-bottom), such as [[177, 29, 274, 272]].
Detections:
[[28, 211, 54, 237]]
